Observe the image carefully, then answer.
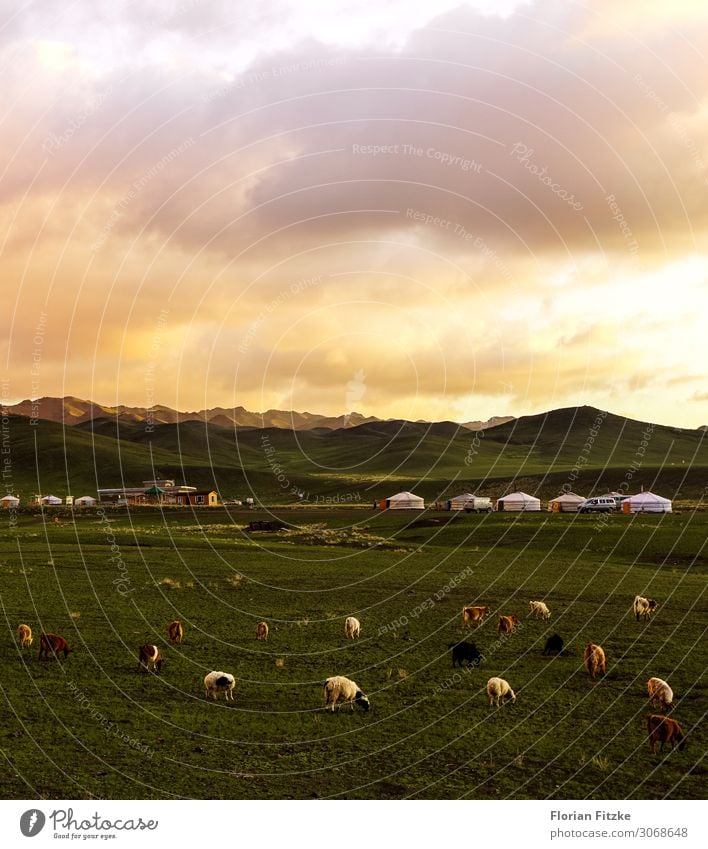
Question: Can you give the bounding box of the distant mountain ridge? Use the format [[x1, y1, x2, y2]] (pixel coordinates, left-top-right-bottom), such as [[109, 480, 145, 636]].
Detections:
[[4, 396, 513, 431], [1, 404, 705, 502]]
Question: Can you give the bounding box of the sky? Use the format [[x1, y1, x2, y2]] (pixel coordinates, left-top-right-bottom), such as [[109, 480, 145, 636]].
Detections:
[[1, 0, 707, 427]]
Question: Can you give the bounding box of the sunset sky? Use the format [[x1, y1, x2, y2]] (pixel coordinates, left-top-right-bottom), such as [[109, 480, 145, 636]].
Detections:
[[1, 0, 707, 427]]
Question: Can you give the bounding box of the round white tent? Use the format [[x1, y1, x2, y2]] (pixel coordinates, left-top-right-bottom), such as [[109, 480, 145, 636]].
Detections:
[[74, 495, 97, 507], [496, 491, 541, 512], [41, 495, 62, 506], [384, 491, 425, 510], [548, 492, 585, 513], [0, 494, 20, 508], [622, 491, 672, 513], [447, 492, 476, 511]]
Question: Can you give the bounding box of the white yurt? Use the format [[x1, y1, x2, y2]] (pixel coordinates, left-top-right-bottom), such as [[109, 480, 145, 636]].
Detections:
[[0, 494, 20, 508], [384, 491, 425, 510], [446, 492, 476, 511], [621, 491, 672, 513], [496, 491, 541, 512], [74, 495, 97, 507], [41, 495, 62, 506], [547, 492, 585, 513]]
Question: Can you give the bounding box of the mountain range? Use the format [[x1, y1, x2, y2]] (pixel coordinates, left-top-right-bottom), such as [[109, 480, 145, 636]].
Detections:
[[4, 396, 514, 431], [1, 401, 705, 503]]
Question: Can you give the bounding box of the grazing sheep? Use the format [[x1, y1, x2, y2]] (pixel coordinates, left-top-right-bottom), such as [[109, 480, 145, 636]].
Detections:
[[542, 633, 564, 656], [38, 633, 71, 660], [137, 644, 164, 673], [323, 676, 370, 712], [497, 614, 519, 635], [204, 671, 236, 700], [528, 601, 551, 620], [255, 621, 269, 641], [448, 641, 483, 668], [584, 643, 606, 680], [344, 616, 361, 639], [168, 620, 183, 644], [486, 676, 516, 707], [647, 677, 674, 711], [462, 605, 490, 627], [16, 624, 33, 648], [634, 595, 658, 621], [647, 715, 685, 753]]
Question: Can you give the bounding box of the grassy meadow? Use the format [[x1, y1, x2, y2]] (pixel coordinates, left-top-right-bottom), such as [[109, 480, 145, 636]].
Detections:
[[0, 506, 706, 800]]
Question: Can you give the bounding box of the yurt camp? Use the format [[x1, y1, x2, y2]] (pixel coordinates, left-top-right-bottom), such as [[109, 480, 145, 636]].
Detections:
[[74, 495, 97, 507], [40, 494, 62, 506], [621, 491, 673, 513], [0, 494, 19, 508], [547, 492, 585, 512], [496, 491, 541, 512], [378, 491, 425, 510]]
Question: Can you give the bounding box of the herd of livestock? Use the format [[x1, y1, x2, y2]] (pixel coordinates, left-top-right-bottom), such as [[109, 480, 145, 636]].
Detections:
[[14, 593, 687, 755]]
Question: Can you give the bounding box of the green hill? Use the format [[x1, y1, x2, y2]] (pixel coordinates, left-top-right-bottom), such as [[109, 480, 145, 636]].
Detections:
[[3, 406, 706, 503]]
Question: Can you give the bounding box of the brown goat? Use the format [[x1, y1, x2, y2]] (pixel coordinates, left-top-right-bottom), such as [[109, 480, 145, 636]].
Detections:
[[38, 633, 71, 660], [168, 620, 183, 644], [584, 643, 606, 680], [647, 714, 685, 753], [17, 624, 33, 648]]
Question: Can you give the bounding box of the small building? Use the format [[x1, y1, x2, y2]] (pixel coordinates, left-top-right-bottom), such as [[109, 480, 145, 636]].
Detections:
[[547, 492, 586, 513], [65, 495, 74, 506], [496, 491, 541, 512], [621, 491, 672, 513], [98, 479, 199, 506], [144, 485, 166, 504], [41, 495, 62, 506], [378, 491, 425, 510], [173, 490, 219, 507], [74, 495, 97, 507], [446, 492, 476, 510], [0, 494, 20, 508]]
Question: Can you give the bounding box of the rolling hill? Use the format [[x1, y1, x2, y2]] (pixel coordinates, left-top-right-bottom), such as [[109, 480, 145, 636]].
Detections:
[[2, 405, 705, 503]]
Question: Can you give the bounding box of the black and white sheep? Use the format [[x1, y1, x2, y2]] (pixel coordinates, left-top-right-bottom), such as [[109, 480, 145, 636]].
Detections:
[[323, 675, 370, 712], [204, 670, 236, 700]]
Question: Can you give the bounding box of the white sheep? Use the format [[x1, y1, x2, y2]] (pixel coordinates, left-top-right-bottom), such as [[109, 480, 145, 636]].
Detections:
[[323, 675, 370, 712], [344, 616, 361, 639], [204, 670, 236, 701], [486, 676, 516, 707], [647, 677, 673, 710], [528, 600, 551, 620]]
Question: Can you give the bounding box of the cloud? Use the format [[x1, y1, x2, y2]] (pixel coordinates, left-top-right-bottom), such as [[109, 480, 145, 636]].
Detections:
[[1, 1, 708, 427]]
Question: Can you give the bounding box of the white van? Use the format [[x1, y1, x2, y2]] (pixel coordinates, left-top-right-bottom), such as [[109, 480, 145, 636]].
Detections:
[[463, 497, 493, 513], [578, 497, 617, 514]]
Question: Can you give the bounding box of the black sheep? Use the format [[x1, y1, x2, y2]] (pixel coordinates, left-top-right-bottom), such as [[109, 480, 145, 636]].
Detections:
[[542, 633, 564, 656], [449, 641, 483, 668]]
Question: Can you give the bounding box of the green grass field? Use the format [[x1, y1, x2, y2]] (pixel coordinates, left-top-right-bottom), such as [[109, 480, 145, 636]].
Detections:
[[0, 506, 706, 800]]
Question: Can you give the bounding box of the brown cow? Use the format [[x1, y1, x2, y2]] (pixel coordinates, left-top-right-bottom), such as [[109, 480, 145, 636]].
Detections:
[[255, 621, 269, 641], [38, 633, 71, 660], [137, 644, 164, 673], [168, 620, 183, 644], [584, 643, 606, 680], [462, 605, 490, 627], [16, 624, 33, 648], [497, 614, 519, 635], [647, 714, 686, 753]]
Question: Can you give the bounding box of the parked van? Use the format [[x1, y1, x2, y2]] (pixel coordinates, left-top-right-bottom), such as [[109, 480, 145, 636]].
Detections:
[[578, 497, 617, 514]]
